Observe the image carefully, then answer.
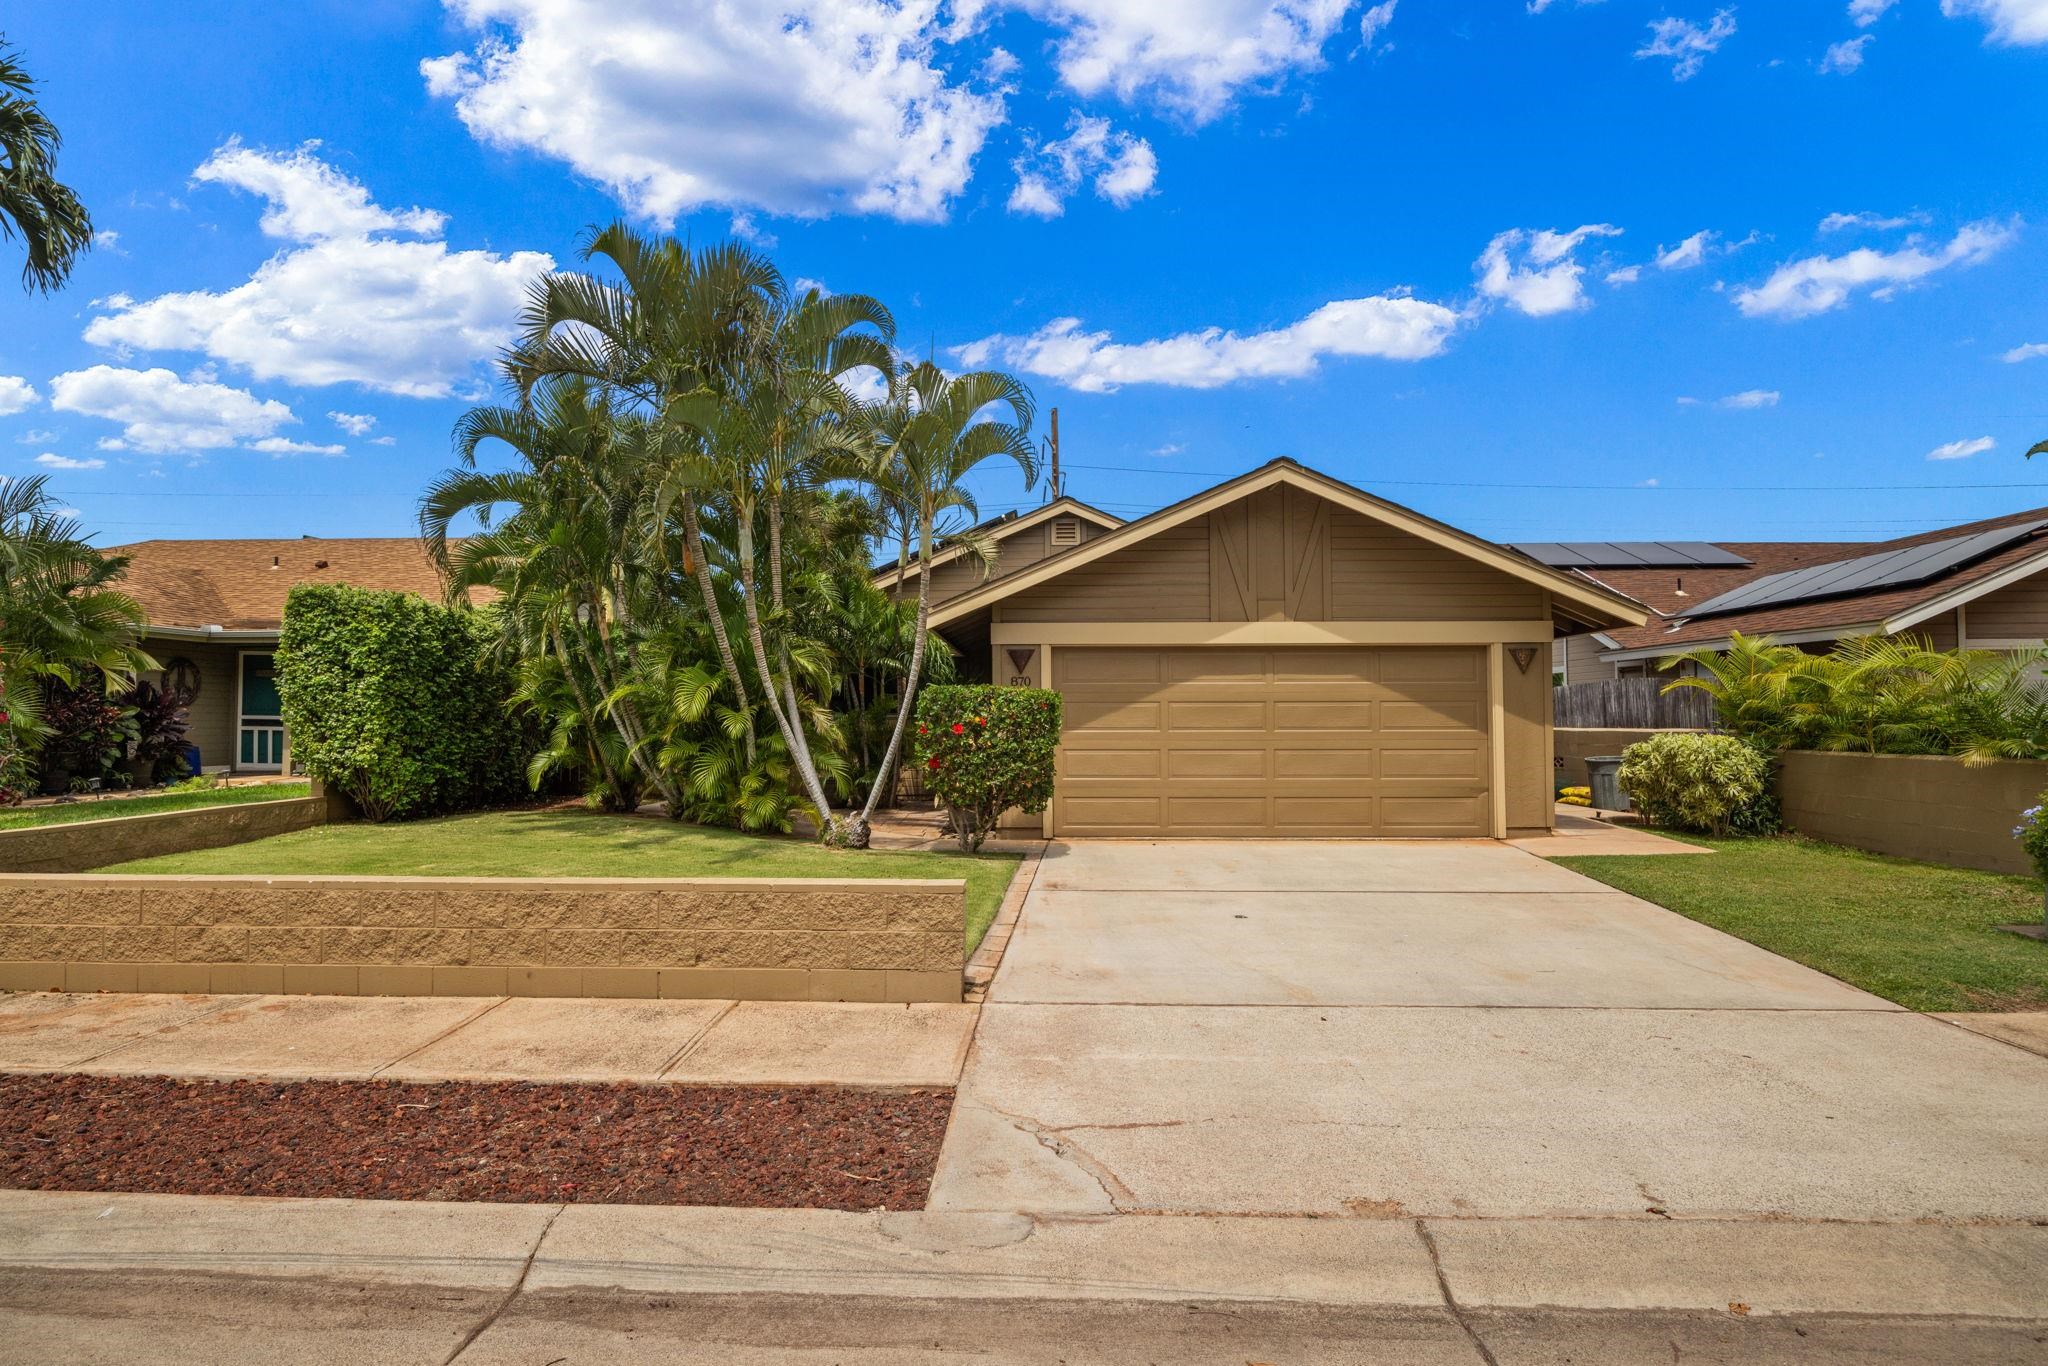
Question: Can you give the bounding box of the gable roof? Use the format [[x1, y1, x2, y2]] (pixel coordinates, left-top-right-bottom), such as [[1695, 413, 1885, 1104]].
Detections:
[[1577, 504, 2048, 659], [927, 458, 1651, 630], [108, 537, 458, 635], [871, 496, 1122, 588]]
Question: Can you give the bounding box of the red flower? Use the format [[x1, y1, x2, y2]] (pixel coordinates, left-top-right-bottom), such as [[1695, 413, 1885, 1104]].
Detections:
[[975, 716, 986, 725], [917, 724, 927, 734], [950, 722, 965, 734], [927, 756, 942, 769]]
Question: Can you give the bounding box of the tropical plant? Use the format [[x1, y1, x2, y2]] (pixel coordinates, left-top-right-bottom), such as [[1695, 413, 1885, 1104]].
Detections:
[[38, 674, 130, 788], [1617, 732, 1770, 836], [113, 678, 189, 783], [0, 475, 153, 745], [913, 685, 1062, 852], [0, 44, 93, 292], [1660, 631, 2048, 764], [852, 360, 1037, 842]]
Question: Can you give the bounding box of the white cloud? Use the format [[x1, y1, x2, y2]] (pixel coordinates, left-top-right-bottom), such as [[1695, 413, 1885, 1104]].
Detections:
[[1850, 0, 1897, 25], [370, 435, 398, 446], [1655, 230, 1714, 271], [424, 0, 1005, 225], [248, 437, 347, 457], [1717, 388, 1780, 409], [1820, 35, 1873, 72], [1605, 265, 1643, 285], [193, 140, 446, 242], [1007, 115, 1158, 217], [32, 453, 105, 471], [955, 293, 1462, 392], [0, 376, 37, 416], [1014, 0, 1359, 122], [1928, 435, 1995, 460], [48, 365, 297, 453], [82, 142, 550, 399], [14, 429, 55, 444], [1734, 220, 2017, 319], [1151, 442, 1185, 456], [1635, 9, 1737, 81], [1474, 224, 1623, 317], [328, 411, 377, 436], [1819, 209, 1923, 233], [1942, 0, 2048, 44], [2002, 341, 2048, 362], [1359, 1, 1397, 46]]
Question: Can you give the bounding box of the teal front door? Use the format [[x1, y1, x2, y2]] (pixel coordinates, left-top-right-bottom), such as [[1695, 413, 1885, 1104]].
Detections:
[[238, 653, 286, 769]]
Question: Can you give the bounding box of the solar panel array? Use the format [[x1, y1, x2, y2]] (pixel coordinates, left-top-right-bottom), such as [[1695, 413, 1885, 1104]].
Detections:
[[1509, 541, 1753, 569], [1683, 520, 2048, 619]]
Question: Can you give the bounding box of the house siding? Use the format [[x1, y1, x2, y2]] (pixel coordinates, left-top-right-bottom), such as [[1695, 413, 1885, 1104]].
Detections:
[[905, 514, 1109, 608], [1964, 575, 2048, 642], [1328, 508, 1544, 620], [1563, 632, 1616, 683], [999, 519, 1213, 622], [143, 639, 245, 772]]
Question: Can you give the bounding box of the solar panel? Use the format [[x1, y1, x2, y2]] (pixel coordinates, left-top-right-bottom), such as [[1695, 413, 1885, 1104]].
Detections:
[[1684, 520, 2048, 619], [1509, 541, 1752, 569]]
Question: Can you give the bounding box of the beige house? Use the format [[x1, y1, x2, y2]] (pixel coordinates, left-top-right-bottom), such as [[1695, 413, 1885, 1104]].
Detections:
[[109, 538, 458, 774], [919, 460, 1648, 840], [1536, 507, 2048, 682]]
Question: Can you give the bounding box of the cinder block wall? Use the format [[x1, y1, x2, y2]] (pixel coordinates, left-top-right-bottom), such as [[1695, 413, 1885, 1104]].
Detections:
[[0, 796, 328, 874], [0, 875, 965, 1002], [1778, 751, 2048, 877], [1553, 728, 1705, 793]]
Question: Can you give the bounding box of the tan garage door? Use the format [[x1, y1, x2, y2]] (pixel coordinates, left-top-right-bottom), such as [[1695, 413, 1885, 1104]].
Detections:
[[1053, 647, 1491, 838]]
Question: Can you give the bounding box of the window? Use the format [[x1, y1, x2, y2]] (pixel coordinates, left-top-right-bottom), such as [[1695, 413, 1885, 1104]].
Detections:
[[1050, 518, 1081, 546]]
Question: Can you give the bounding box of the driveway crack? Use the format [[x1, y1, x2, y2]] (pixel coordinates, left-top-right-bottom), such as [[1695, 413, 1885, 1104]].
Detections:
[[977, 1100, 1136, 1211], [1413, 1218, 1501, 1366], [441, 1202, 564, 1365]]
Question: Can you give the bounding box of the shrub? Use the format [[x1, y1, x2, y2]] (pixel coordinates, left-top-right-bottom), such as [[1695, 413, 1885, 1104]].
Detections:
[[113, 679, 191, 783], [1617, 732, 1770, 836], [39, 675, 132, 790], [2015, 799, 2048, 881], [912, 685, 1061, 852], [276, 584, 528, 822]]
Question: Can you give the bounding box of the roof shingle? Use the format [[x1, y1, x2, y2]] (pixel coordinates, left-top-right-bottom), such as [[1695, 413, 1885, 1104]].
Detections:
[[107, 537, 457, 632]]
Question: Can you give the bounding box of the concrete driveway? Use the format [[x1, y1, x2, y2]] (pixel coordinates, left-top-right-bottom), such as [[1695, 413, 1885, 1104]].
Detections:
[[930, 840, 2048, 1222]]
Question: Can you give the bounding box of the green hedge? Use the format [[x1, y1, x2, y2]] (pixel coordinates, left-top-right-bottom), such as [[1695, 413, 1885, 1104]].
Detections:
[[276, 584, 527, 822], [913, 685, 1061, 851]]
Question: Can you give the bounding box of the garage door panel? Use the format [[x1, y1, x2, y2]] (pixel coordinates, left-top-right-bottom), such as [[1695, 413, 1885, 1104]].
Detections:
[[1064, 749, 1163, 779], [1053, 646, 1490, 838], [1167, 748, 1269, 779]]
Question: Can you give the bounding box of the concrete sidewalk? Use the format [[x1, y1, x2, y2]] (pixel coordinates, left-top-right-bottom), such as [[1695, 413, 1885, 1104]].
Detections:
[[0, 991, 976, 1088], [0, 1191, 2042, 1363]]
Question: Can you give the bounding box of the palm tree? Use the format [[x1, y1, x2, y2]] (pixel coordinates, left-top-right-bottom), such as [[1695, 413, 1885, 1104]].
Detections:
[[851, 360, 1037, 842], [0, 476, 153, 739], [0, 45, 92, 293], [2028, 439, 2048, 461]]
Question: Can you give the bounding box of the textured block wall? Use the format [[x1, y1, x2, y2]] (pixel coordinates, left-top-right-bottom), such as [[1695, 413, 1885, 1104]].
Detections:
[[0, 796, 327, 874], [1778, 751, 2048, 877], [0, 875, 965, 1002]]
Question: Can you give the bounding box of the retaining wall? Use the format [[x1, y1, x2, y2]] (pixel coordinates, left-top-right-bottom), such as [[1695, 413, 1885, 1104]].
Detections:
[[0, 874, 965, 1002], [0, 796, 329, 874], [1778, 750, 2048, 877]]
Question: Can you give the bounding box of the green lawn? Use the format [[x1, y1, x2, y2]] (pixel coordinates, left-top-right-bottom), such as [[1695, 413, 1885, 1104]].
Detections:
[[0, 781, 312, 832], [106, 808, 1021, 955], [1558, 834, 2048, 1012]]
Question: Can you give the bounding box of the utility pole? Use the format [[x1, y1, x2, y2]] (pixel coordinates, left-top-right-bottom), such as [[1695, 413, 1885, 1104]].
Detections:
[[1048, 407, 1062, 500]]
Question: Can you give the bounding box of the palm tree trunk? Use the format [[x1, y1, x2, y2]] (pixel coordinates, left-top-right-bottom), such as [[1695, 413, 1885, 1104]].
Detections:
[[859, 511, 933, 828], [583, 606, 679, 810], [678, 497, 755, 761], [552, 624, 628, 801], [735, 517, 839, 837]]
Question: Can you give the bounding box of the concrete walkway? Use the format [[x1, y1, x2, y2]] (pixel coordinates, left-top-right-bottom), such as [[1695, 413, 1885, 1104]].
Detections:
[[0, 992, 975, 1088], [930, 839, 2048, 1222]]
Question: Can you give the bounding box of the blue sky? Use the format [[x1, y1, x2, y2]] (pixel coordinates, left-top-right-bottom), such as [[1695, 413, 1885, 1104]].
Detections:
[[1, 0, 2045, 548]]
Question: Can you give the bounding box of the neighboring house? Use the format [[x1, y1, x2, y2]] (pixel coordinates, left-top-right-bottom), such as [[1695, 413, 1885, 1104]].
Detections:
[[923, 459, 1647, 840], [872, 496, 1123, 606], [1529, 506, 2048, 681], [109, 538, 456, 774]]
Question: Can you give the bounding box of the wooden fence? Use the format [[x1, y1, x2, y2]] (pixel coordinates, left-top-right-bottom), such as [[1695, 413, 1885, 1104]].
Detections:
[[1553, 678, 1716, 730]]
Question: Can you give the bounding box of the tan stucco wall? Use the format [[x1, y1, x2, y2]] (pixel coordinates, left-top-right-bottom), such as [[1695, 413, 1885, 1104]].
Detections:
[[1778, 751, 2044, 877], [140, 639, 246, 771], [1553, 728, 1707, 793], [1503, 643, 1554, 833], [0, 874, 966, 1001], [0, 796, 327, 874]]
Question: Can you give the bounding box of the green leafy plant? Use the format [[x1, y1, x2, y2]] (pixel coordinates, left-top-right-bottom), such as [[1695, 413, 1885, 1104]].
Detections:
[[39, 674, 131, 790], [112, 678, 190, 783], [2014, 799, 2048, 884], [276, 584, 529, 822], [1617, 732, 1770, 836], [913, 685, 1061, 852]]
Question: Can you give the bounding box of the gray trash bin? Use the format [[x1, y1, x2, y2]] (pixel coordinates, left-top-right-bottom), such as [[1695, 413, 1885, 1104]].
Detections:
[[1584, 756, 1629, 813]]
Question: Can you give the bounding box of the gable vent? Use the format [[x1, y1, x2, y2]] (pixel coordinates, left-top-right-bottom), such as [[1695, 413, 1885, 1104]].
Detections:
[[1050, 518, 1081, 546]]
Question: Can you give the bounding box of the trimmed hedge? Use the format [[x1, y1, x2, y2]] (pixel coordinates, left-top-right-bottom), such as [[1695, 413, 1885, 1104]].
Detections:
[[1618, 732, 1770, 836], [913, 685, 1061, 852], [276, 584, 527, 822]]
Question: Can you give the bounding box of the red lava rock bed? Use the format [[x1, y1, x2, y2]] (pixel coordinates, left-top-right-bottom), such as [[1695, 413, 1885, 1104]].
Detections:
[[0, 1074, 951, 1210]]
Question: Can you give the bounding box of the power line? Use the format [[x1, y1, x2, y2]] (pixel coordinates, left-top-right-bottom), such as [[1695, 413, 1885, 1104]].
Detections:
[[1053, 462, 2048, 494]]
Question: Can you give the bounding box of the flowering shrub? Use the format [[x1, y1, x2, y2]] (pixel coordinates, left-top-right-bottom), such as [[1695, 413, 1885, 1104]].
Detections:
[[1616, 732, 1771, 836], [2014, 801, 2048, 881], [912, 685, 1061, 852]]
